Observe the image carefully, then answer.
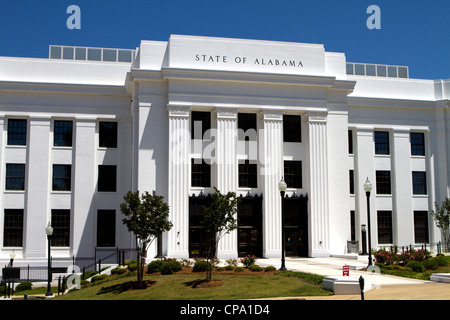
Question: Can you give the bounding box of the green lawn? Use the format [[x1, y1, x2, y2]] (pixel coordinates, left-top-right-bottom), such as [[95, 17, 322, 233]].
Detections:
[[50, 271, 332, 300]]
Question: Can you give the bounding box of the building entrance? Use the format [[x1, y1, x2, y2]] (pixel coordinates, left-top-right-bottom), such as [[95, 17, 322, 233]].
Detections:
[[237, 194, 263, 257], [283, 195, 308, 257]]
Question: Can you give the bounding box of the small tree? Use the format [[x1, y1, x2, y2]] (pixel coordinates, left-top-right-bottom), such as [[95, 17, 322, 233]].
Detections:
[[202, 187, 239, 282], [431, 198, 450, 252], [120, 190, 172, 286]]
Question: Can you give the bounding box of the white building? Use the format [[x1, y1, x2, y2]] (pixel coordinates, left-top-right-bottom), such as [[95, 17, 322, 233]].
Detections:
[[0, 35, 449, 267]]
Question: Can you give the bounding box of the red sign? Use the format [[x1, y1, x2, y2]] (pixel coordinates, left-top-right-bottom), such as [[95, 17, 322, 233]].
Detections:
[[342, 265, 350, 276]]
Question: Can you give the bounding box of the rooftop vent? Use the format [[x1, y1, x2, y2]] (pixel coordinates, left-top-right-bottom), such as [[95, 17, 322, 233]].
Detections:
[[346, 62, 408, 78], [49, 45, 134, 63]]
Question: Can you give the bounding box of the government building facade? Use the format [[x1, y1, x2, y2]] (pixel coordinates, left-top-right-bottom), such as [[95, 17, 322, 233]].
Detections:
[[0, 35, 449, 266]]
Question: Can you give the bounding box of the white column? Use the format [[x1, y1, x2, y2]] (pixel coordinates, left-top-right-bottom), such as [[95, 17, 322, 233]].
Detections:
[[392, 128, 413, 245], [354, 127, 376, 250], [24, 116, 51, 259], [72, 118, 96, 257], [215, 108, 238, 259], [167, 106, 190, 258], [260, 109, 284, 258], [307, 111, 330, 257]]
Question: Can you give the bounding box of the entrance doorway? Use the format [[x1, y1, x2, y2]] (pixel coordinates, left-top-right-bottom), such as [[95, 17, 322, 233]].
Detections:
[[283, 195, 308, 257], [237, 194, 263, 257], [189, 194, 212, 258]]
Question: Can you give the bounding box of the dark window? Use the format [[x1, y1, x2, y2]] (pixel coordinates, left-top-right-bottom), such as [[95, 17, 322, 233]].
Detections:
[[283, 115, 301, 142], [97, 210, 116, 247], [99, 122, 118, 148], [348, 130, 353, 154], [374, 131, 389, 155], [51, 209, 70, 247], [5, 164, 25, 190], [350, 210, 356, 241], [414, 211, 429, 243], [191, 111, 211, 139], [98, 165, 117, 192], [52, 165, 71, 191], [54, 120, 73, 147], [377, 211, 393, 244], [239, 160, 258, 188], [191, 159, 211, 187], [412, 171, 427, 195], [410, 132, 425, 156], [238, 113, 257, 141], [284, 161, 302, 188], [7, 119, 27, 146], [3, 209, 23, 247], [349, 170, 354, 194], [376, 171, 391, 194]]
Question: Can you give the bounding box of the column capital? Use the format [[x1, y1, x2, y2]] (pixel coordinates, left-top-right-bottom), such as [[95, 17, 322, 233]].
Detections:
[[260, 109, 284, 121], [216, 107, 238, 119], [167, 105, 191, 118], [307, 111, 328, 123]]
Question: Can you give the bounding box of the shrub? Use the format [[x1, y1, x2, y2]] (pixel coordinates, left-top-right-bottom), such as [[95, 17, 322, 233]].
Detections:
[[373, 249, 397, 265], [249, 265, 263, 272], [240, 255, 257, 268], [127, 262, 138, 272], [434, 255, 448, 267], [90, 274, 108, 283], [111, 267, 127, 275], [234, 267, 245, 272], [224, 265, 234, 271], [405, 261, 426, 272], [161, 259, 182, 275], [82, 270, 98, 280], [15, 281, 32, 292], [423, 258, 439, 270], [193, 260, 211, 272], [264, 266, 277, 272], [225, 258, 239, 267], [147, 260, 164, 273]]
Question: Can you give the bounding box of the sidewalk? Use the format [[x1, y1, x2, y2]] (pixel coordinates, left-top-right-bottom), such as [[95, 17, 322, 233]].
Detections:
[[256, 256, 450, 300]]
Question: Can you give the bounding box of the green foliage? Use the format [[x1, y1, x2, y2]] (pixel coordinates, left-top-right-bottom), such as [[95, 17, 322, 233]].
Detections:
[[405, 261, 426, 272], [234, 267, 245, 272], [160, 259, 182, 275], [431, 198, 450, 252], [120, 190, 172, 283], [193, 260, 211, 273], [90, 274, 108, 283], [434, 255, 448, 266], [111, 267, 127, 275], [249, 265, 263, 272], [423, 258, 439, 270], [15, 281, 32, 291], [82, 270, 98, 280], [224, 265, 234, 271], [264, 266, 277, 272]]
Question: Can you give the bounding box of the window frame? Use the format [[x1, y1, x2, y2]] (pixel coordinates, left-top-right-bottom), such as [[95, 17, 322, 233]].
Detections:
[[3, 209, 24, 247], [283, 160, 302, 189], [413, 211, 429, 243], [412, 171, 427, 195], [52, 164, 72, 191], [99, 121, 118, 148], [374, 131, 390, 155], [5, 163, 25, 191], [238, 159, 258, 188], [238, 113, 257, 141], [191, 111, 211, 140], [191, 159, 211, 188], [410, 132, 425, 156], [96, 209, 116, 247], [7, 119, 27, 146], [51, 209, 71, 247], [376, 170, 391, 195], [283, 115, 301, 143], [53, 120, 73, 147], [98, 165, 117, 192], [377, 210, 393, 244]]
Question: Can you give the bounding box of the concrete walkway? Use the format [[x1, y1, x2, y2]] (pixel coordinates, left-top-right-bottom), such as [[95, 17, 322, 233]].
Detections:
[[257, 256, 450, 300]]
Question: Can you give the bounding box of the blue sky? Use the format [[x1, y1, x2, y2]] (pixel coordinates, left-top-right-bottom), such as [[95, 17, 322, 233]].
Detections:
[[0, 0, 449, 79]]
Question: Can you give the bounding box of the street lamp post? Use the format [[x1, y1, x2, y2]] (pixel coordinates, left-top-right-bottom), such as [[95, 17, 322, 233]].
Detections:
[[361, 224, 368, 255], [278, 178, 287, 271], [45, 222, 54, 297], [363, 178, 373, 267]]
